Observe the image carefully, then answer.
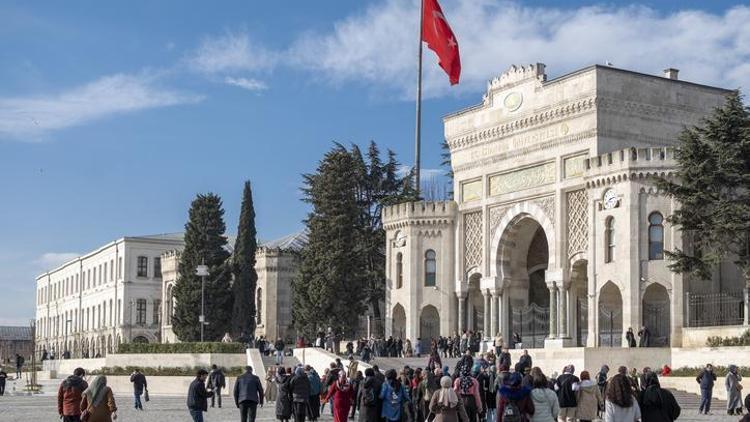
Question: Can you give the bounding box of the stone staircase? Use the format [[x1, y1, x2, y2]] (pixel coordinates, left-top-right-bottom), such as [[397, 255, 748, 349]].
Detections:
[[261, 354, 301, 370], [668, 388, 727, 411], [369, 356, 460, 372]]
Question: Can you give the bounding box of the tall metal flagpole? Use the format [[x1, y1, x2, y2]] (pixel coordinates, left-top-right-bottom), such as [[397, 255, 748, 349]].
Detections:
[[414, 0, 424, 198]]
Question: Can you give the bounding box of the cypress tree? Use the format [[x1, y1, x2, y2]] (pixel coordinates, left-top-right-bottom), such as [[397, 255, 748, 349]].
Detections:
[[657, 91, 750, 284], [293, 145, 366, 339], [231, 181, 259, 339], [172, 193, 233, 341]]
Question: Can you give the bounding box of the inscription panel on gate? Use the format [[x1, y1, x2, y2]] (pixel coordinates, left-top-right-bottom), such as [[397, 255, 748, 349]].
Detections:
[[489, 162, 555, 196]]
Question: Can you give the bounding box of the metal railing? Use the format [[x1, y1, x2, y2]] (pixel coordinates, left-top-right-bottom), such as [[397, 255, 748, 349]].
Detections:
[[685, 291, 744, 327]]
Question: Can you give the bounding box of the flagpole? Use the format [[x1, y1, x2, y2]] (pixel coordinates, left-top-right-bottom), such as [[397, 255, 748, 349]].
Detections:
[[414, 0, 424, 199]]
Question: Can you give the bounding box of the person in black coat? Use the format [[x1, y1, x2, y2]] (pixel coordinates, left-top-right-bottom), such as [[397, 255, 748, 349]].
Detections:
[[235, 366, 264, 422], [349, 370, 364, 419], [638, 371, 680, 421], [625, 327, 637, 347], [358, 368, 382, 422], [276, 367, 293, 422], [498, 348, 511, 370], [208, 364, 226, 408], [188, 369, 214, 422], [518, 350, 532, 373], [638, 326, 651, 347], [290, 367, 311, 422], [130, 368, 148, 410], [696, 364, 717, 415]]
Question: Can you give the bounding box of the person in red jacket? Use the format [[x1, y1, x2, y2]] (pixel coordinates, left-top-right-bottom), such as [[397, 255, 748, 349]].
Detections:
[[58, 367, 88, 421]]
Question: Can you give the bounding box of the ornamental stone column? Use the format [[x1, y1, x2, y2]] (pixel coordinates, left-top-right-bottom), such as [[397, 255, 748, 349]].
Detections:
[[548, 282, 558, 339], [483, 291, 491, 338], [457, 292, 467, 334], [490, 290, 499, 339], [560, 287, 569, 338]]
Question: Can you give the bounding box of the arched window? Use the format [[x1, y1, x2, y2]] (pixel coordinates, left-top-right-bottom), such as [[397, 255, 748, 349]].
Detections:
[[396, 253, 403, 289], [256, 288, 262, 324], [424, 250, 437, 287], [649, 212, 664, 260], [605, 217, 615, 263]]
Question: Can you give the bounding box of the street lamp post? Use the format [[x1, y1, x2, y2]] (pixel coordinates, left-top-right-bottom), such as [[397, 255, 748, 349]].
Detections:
[[196, 261, 209, 342], [64, 319, 72, 358]]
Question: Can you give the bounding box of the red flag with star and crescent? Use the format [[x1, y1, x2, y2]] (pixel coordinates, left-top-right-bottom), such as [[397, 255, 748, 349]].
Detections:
[[422, 0, 461, 85]]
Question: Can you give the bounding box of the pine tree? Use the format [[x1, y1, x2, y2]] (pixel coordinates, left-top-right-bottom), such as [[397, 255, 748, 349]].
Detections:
[[293, 145, 366, 339], [172, 193, 233, 341], [440, 139, 454, 199], [231, 181, 259, 339], [657, 91, 750, 284]]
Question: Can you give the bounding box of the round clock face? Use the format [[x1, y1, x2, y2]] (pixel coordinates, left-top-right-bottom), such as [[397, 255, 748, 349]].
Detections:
[[603, 189, 618, 209], [504, 92, 523, 112]]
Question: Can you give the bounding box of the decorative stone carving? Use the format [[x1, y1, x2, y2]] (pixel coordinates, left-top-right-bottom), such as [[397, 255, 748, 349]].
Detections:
[[532, 196, 555, 229], [564, 154, 586, 179], [489, 204, 512, 237], [461, 179, 482, 203], [464, 212, 483, 271], [567, 189, 589, 258], [489, 162, 555, 196]]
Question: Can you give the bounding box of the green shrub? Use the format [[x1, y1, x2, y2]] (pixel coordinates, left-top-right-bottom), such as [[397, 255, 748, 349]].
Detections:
[[670, 366, 750, 377], [705, 329, 750, 347], [88, 366, 245, 376], [116, 342, 246, 354]]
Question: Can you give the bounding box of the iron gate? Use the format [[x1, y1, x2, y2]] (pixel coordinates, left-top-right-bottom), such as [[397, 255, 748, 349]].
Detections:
[[598, 305, 622, 347], [511, 303, 549, 349], [577, 297, 588, 347], [643, 301, 670, 346]]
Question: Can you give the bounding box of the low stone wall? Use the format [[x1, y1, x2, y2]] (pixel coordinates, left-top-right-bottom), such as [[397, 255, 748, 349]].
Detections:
[[672, 346, 750, 369], [103, 375, 238, 397], [506, 347, 670, 375], [660, 376, 728, 401], [44, 353, 249, 378], [293, 347, 372, 376], [681, 325, 747, 347]]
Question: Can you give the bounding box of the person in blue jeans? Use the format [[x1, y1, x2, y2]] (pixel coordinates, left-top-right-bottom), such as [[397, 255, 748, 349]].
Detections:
[[188, 369, 214, 422], [696, 363, 717, 415], [130, 368, 147, 410]]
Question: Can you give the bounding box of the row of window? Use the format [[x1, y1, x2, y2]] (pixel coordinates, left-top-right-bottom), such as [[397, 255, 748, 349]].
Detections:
[[604, 212, 664, 263], [38, 298, 162, 338], [39, 256, 162, 305], [395, 250, 436, 289]]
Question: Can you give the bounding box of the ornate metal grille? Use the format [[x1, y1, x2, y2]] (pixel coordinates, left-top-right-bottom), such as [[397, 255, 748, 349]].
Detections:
[[464, 212, 483, 270], [642, 301, 670, 346], [598, 305, 622, 347], [567, 190, 588, 257], [576, 297, 588, 347], [511, 303, 549, 349], [686, 292, 744, 327]]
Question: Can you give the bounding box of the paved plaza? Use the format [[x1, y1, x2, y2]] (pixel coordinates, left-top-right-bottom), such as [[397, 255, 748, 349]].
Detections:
[[0, 393, 742, 422]]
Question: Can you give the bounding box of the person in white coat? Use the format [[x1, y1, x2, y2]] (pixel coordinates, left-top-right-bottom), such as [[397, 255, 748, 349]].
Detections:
[[529, 369, 558, 422]]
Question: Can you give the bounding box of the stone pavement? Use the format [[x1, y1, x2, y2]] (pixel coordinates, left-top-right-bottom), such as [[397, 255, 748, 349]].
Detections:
[[0, 394, 337, 422]]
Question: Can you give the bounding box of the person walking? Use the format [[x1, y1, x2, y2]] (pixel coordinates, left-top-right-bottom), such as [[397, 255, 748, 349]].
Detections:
[[518, 350, 533, 374], [596, 365, 609, 399], [275, 338, 286, 365], [497, 371, 535, 422], [266, 366, 279, 403], [349, 370, 364, 419], [291, 367, 312, 422], [0, 366, 7, 396], [625, 328, 637, 347], [208, 364, 226, 408], [726, 364, 744, 416], [306, 366, 322, 422], [276, 367, 293, 422], [81, 375, 118, 422], [429, 375, 469, 422], [14, 353, 23, 379], [603, 374, 641, 422], [553, 365, 579, 422], [529, 369, 558, 422], [234, 366, 265, 422], [637, 371, 680, 422], [358, 368, 382, 422], [380, 369, 409, 422], [481, 366, 498, 422], [637, 326, 650, 347], [452, 363, 482, 422], [574, 371, 601, 422], [326, 371, 355, 422], [57, 367, 89, 422], [498, 348, 512, 372], [187, 369, 214, 422], [696, 363, 717, 415], [129, 368, 147, 411]]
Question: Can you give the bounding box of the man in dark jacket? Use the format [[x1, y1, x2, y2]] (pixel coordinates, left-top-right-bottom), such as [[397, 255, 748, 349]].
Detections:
[[57, 367, 88, 421], [638, 326, 651, 347], [696, 364, 717, 415], [130, 368, 147, 410], [208, 364, 226, 408], [638, 371, 680, 422], [15, 353, 24, 378], [359, 368, 383, 422], [518, 350, 532, 373], [498, 348, 511, 370], [554, 364, 580, 421], [0, 366, 7, 396], [275, 338, 286, 365], [290, 367, 311, 422], [234, 366, 264, 422], [188, 369, 214, 422]]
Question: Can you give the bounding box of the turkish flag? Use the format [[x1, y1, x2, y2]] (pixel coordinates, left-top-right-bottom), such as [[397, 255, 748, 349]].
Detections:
[[422, 0, 461, 85]]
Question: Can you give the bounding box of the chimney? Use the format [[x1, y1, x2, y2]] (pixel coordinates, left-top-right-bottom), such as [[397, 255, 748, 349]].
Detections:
[[663, 68, 679, 80]]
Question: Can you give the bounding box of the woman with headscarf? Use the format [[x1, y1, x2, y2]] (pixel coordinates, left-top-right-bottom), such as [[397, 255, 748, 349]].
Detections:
[[497, 372, 534, 422], [482, 366, 497, 422], [430, 376, 469, 422], [359, 368, 382, 422], [326, 370, 355, 422], [529, 369, 556, 422], [637, 371, 680, 422], [453, 362, 482, 422], [726, 364, 744, 416], [380, 369, 410, 422], [276, 366, 293, 422], [575, 371, 602, 422], [291, 366, 311, 422], [604, 373, 641, 422], [266, 366, 279, 403], [80, 375, 118, 422]]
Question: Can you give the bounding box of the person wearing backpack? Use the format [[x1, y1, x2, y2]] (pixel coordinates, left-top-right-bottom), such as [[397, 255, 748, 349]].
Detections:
[[307, 366, 322, 422], [553, 365, 579, 422], [380, 369, 410, 422], [208, 364, 226, 408], [453, 364, 482, 422], [497, 372, 534, 422], [430, 376, 469, 422], [359, 368, 382, 422], [529, 368, 558, 422]]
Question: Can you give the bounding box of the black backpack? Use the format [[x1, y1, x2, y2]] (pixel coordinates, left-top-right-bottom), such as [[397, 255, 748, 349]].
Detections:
[[501, 400, 521, 422], [362, 383, 377, 406]]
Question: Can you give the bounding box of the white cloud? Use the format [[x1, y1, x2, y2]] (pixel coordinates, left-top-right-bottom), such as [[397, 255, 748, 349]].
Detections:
[[224, 76, 268, 91], [34, 252, 79, 270], [187, 31, 277, 74], [397, 164, 445, 179], [287, 1, 750, 98], [0, 73, 203, 140]]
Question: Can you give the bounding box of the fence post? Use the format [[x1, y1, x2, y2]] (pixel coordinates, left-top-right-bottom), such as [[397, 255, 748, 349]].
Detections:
[[745, 287, 750, 326], [684, 292, 690, 328]]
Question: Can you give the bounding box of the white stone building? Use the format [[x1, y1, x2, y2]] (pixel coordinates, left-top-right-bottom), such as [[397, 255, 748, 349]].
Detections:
[[35, 234, 184, 358], [383, 63, 744, 349]]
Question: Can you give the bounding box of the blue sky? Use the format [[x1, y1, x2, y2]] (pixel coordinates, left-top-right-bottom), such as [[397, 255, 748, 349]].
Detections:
[[1, 0, 748, 324]]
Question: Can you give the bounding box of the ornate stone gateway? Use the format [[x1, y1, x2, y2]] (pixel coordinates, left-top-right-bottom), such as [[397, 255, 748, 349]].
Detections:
[[511, 303, 549, 349]]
